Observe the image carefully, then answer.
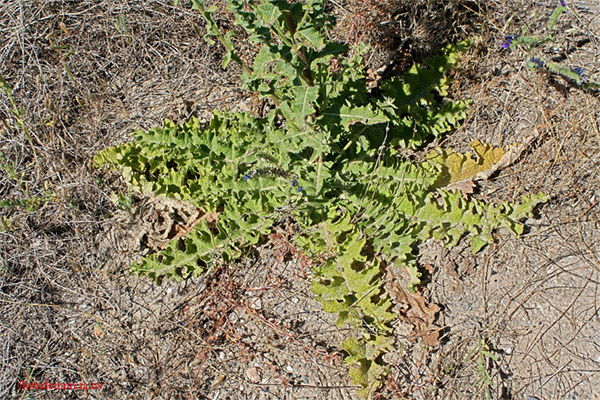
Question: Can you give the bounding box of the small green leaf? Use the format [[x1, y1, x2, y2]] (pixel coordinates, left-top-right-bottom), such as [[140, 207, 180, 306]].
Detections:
[[292, 85, 318, 126], [253, 46, 276, 71], [547, 5, 565, 31], [256, 3, 282, 25], [295, 26, 325, 49], [321, 105, 389, 130], [222, 50, 232, 69]]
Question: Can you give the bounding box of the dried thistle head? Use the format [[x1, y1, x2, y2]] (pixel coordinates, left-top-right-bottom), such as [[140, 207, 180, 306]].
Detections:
[[332, 0, 487, 53], [333, 0, 405, 48]]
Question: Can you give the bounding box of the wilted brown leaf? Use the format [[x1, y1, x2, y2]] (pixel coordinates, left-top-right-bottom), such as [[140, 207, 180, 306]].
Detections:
[[386, 272, 441, 346]]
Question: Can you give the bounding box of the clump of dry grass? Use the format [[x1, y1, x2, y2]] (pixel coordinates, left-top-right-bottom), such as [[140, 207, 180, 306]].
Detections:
[[0, 1, 241, 398]]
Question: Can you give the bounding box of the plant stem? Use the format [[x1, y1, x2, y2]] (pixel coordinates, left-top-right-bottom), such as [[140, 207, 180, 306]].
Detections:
[[192, 0, 253, 75]]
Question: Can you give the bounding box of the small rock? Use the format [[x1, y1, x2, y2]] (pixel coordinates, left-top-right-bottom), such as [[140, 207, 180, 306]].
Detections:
[[245, 367, 261, 383], [249, 298, 262, 310]]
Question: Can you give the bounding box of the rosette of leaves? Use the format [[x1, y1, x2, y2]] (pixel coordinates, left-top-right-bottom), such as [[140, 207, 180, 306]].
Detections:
[[95, 0, 548, 397]]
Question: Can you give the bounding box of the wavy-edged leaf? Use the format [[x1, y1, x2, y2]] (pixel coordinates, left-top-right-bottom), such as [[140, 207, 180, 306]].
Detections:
[[321, 104, 389, 130], [427, 140, 506, 188]]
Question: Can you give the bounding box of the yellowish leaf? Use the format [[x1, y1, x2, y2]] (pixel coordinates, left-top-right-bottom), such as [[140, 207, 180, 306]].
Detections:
[[427, 140, 505, 187]]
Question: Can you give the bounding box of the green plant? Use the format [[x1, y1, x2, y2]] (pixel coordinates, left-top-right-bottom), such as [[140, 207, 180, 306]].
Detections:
[[94, 1, 547, 397], [0, 75, 39, 165], [0, 150, 56, 213], [0, 216, 10, 232], [111, 189, 134, 215], [1, 77, 57, 215], [501, 1, 599, 89], [467, 333, 499, 400], [114, 15, 131, 44]]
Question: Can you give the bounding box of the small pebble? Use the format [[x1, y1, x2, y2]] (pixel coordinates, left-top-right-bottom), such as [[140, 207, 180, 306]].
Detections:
[[250, 298, 262, 310], [245, 367, 261, 383]]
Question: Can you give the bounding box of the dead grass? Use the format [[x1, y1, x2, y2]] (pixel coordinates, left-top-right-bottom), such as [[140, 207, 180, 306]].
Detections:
[[1, 0, 600, 399]]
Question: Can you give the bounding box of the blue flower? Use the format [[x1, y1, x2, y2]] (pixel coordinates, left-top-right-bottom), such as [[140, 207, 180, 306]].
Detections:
[[571, 66, 587, 82], [291, 178, 297, 186], [570, 66, 584, 76], [243, 172, 253, 181], [501, 35, 514, 50], [297, 186, 303, 192], [530, 57, 545, 68], [560, 0, 565, 7]]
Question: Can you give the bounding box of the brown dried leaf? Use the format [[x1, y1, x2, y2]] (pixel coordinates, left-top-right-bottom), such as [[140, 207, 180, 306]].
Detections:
[[473, 128, 543, 181], [201, 211, 220, 227], [386, 272, 441, 346], [211, 374, 226, 387], [446, 178, 476, 197]]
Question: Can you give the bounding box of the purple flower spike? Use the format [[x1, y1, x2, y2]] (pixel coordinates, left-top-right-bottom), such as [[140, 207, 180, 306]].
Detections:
[[530, 57, 544, 68], [502, 35, 514, 50], [560, 0, 565, 7], [571, 67, 584, 76], [570, 66, 587, 82]]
